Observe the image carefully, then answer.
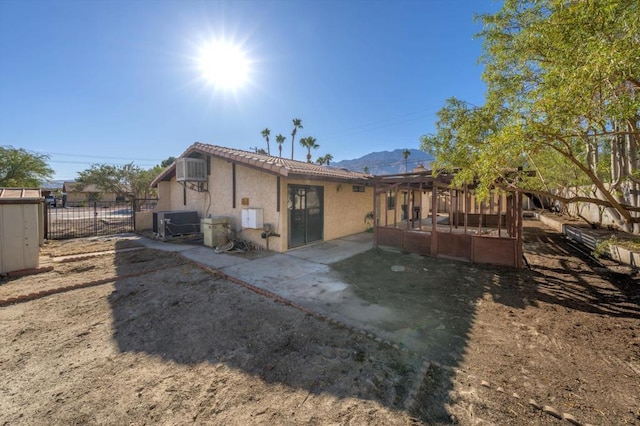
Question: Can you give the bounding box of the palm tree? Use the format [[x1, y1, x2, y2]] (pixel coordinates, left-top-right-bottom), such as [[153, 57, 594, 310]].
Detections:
[[299, 137, 308, 161], [402, 149, 411, 172], [316, 156, 326, 166], [363, 166, 369, 174], [323, 153, 333, 166], [300, 136, 319, 163], [261, 128, 271, 155], [291, 118, 303, 160], [275, 134, 286, 158]]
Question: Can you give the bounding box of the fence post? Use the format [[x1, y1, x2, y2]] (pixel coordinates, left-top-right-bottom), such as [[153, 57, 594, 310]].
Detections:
[[93, 201, 98, 235], [132, 199, 136, 231]]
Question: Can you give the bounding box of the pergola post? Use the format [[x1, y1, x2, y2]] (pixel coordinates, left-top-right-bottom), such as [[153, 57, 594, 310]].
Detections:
[[431, 178, 439, 256], [373, 183, 378, 249]]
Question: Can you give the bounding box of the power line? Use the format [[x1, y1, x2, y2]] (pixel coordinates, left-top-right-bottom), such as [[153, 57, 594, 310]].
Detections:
[[35, 150, 165, 163], [48, 159, 157, 166]]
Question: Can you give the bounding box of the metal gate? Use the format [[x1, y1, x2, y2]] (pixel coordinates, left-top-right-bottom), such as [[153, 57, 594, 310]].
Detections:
[[45, 200, 134, 240]]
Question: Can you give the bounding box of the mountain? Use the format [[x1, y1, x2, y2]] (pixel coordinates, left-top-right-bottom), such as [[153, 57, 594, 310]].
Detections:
[[332, 149, 434, 175], [41, 180, 68, 189]]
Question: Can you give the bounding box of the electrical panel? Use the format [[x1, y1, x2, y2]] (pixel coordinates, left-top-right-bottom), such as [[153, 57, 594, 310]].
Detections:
[[241, 208, 263, 229]]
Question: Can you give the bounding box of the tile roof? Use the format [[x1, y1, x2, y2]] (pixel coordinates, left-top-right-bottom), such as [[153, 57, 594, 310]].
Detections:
[[152, 142, 372, 186]]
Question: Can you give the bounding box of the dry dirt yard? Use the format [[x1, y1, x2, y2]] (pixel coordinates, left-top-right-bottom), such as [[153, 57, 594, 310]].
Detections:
[[1, 220, 639, 425]]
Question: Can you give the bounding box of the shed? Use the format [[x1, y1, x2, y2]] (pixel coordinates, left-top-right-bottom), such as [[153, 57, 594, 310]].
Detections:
[[0, 188, 43, 274]]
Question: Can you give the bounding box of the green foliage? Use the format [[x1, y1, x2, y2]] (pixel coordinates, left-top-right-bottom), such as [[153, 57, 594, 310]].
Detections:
[[324, 153, 333, 165], [594, 234, 640, 258], [291, 118, 303, 160], [0, 146, 53, 187], [76, 163, 161, 200], [421, 0, 640, 227], [275, 134, 286, 158], [160, 157, 176, 168], [300, 136, 319, 163], [261, 128, 271, 155]]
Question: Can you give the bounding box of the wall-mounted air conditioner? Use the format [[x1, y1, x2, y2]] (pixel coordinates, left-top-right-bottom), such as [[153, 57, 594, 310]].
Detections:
[[176, 157, 207, 182]]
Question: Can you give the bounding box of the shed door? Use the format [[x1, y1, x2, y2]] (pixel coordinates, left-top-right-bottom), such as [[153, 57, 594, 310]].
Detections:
[[288, 185, 323, 248], [0, 204, 39, 274]]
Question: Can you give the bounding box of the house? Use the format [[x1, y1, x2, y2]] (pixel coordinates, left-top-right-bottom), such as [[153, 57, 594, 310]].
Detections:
[[150, 142, 373, 252], [63, 182, 119, 205]]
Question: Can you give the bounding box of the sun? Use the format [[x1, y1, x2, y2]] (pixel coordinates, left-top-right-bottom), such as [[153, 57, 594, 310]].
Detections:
[[197, 39, 250, 91]]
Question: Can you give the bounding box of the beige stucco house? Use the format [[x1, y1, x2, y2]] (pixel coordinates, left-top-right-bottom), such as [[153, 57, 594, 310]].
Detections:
[[63, 182, 118, 204], [150, 142, 373, 252]]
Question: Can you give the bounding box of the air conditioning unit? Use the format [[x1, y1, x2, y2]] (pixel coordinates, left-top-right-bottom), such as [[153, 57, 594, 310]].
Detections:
[[153, 210, 200, 240], [176, 157, 207, 182]]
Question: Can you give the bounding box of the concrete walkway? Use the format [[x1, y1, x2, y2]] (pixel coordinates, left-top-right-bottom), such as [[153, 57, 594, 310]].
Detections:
[[131, 233, 421, 341], [134, 233, 384, 318], [129, 232, 483, 365]]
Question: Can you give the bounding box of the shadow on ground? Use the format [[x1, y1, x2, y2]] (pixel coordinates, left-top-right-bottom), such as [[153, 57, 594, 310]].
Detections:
[[331, 249, 484, 423], [108, 222, 639, 423], [108, 244, 425, 421], [517, 225, 640, 319]]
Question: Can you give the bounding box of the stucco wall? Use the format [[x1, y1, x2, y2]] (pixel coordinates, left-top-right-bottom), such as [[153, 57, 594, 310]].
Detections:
[[156, 182, 173, 211], [135, 211, 153, 231], [159, 158, 284, 251], [379, 189, 432, 226], [284, 178, 373, 243], [230, 165, 280, 251], [378, 188, 512, 227], [556, 186, 619, 226], [157, 157, 374, 252]]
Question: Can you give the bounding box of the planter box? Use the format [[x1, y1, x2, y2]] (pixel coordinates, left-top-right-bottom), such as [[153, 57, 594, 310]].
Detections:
[[609, 244, 640, 268]]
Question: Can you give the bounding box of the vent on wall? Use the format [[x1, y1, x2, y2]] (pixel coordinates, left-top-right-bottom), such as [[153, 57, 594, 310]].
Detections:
[[176, 157, 207, 182]]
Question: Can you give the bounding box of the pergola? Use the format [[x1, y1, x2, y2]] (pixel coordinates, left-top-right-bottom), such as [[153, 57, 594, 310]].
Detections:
[[372, 169, 524, 268]]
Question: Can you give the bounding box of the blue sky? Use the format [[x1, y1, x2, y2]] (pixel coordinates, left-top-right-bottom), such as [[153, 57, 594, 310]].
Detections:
[[0, 0, 500, 180]]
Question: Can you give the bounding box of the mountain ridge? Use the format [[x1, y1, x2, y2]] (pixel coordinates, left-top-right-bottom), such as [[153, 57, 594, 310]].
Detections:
[[331, 148, 433, 175]]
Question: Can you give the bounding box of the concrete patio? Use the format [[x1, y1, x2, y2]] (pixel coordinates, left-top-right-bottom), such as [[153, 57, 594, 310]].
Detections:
[[130, 231, 486, 365]]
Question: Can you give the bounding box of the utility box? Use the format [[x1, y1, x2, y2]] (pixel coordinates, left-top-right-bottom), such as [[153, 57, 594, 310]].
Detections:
[[241, 208, 263, 229], [201, 216, 232, 248], [153, 210, 200, 240], [0, 188, 42, 274]]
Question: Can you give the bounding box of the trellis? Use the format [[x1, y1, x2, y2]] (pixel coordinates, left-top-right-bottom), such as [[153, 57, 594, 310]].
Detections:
[[373, 170, 524, 268]]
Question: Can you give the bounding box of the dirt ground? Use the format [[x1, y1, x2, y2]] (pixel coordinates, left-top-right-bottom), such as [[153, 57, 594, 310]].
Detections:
[[1, 220, 639, 425]]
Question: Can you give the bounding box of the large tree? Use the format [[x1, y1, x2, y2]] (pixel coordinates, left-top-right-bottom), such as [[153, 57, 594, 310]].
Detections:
[[421, 0, 640, 232], [160, 157, 176, 168], [290, 118, 303, 160], [300, 136, 319, 163], [324, 153, 333, 166], [76, 163, 160, 200], [275, 134, 286, 158], [261, 128, 271, 156], [402, 149, 411, 172], [0, 146, 53, 187]]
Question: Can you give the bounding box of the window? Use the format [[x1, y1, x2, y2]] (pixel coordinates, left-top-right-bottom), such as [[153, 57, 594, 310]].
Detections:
[[352, 185, 365, 193], [387, 191, 396, 210]]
